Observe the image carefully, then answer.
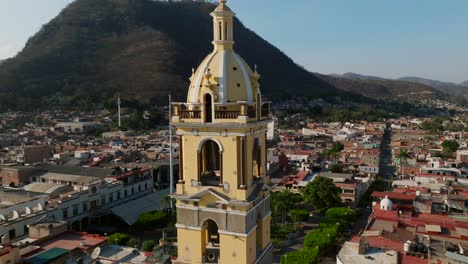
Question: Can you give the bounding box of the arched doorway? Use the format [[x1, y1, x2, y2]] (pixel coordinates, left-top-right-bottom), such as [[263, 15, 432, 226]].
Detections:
[[199, 140, 222, 186], [202, 219, 220, 263], [204, 93, 213, 123]]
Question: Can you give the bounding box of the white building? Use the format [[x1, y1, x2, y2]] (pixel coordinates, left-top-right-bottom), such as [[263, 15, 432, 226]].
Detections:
[[0, 166, 156, 243]]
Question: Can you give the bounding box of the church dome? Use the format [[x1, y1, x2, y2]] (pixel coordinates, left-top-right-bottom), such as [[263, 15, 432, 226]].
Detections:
[[380, 195, 393, 210], [186, 0, 261, 104], [187, 50, 260, 104]]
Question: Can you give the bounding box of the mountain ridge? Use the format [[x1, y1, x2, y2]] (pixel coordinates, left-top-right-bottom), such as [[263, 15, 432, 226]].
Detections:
[[0, 0, 454, 111], [0, 0, 342, 111], [333, 72, 468, 101]]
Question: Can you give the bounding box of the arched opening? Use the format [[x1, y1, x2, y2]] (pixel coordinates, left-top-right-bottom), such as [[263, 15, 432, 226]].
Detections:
[[252, 138, 261, 178], [218, 22, 222, 41], [256, 94, 261, 120], [204, 93, 213, 123], [202, 219, 220, 263], [199, 140, 222, 186]]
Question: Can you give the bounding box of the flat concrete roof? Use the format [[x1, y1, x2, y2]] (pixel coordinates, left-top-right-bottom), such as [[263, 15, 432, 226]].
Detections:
[[337, 241, 398, 264]]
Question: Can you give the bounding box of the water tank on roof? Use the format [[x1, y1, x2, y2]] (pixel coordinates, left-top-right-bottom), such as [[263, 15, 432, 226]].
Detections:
[[404, 241, 411, 252]]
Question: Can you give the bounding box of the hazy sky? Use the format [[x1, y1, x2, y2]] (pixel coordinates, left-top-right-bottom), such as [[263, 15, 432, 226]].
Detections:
[[1, 0, 467, 83]]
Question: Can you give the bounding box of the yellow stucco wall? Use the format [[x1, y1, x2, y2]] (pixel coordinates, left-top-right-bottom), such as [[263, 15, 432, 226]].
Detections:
[[177, 228, 203, 263], [260, 214, 271, 249], [176, 127, 267, 203], [219, 231, 257, 264]]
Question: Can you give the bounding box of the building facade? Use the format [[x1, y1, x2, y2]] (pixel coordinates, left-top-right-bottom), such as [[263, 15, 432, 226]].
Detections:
[[171, 1, 273, 263]]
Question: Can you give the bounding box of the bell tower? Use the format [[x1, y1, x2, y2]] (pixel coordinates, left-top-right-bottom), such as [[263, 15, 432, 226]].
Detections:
[[170, 1, 273, 263]]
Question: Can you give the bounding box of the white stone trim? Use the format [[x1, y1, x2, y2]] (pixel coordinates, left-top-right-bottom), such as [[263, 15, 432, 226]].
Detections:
[[233, 52, 253, 102], [177, 204, 247, 216], [191, 51, 218, 103], [188, 189, 229, 203], [218, 224, 257, 238], [176, 223, 202, 231], [176, 130, 268, 137], [196, 137, 224, 152], [176, 195, 271, 217]]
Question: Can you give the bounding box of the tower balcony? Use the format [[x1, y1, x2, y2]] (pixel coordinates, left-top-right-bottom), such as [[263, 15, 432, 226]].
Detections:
[[171, 101, 271, 125]]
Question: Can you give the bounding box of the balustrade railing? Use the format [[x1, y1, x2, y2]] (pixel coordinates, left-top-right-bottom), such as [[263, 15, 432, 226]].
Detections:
[[180, 110, 201, 119], [215, 110, 240, 119]]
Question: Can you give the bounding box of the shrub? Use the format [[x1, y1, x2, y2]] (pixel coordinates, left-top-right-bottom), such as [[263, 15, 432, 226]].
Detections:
[[281, 247, 319, 264], [108, 233, 130, 246], [135, 210, 168, 230], [318, 217, 347, 232], [127, 238, 138, 248], [142, 240, 156, 252], [326, 207, 356, 223], [303, 230, 333, 250]]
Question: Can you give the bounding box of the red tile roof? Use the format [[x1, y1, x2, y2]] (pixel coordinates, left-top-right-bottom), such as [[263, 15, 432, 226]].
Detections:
[[364, 236, 404, 252], [33, 231, 107, 254], [372, 205, 399, 222], [371, 191, 416, 201]]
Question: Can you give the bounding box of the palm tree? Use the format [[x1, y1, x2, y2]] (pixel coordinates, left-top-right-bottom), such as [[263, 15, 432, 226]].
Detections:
[[396, 149, 411, 176]]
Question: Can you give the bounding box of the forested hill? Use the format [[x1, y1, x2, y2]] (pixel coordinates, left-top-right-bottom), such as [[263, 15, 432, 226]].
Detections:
[[0, 0, 446, 111], [0, 0, 340, 111]]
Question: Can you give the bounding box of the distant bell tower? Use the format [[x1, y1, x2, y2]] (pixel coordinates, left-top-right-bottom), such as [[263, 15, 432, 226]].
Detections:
[[170, 0, 273, 263]]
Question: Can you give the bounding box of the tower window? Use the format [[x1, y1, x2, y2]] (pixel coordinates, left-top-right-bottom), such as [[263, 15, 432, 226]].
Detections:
[[199, 140, 222, 186], [233, 67, 237, 71], [237, 83, 241, 87], [219, 22, 222, 41]]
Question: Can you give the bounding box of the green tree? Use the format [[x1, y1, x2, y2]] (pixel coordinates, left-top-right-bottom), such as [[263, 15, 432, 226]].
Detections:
[[108, 233, 130, 246], [325, 207, 356, 223], [441, 140, 459, 157], [271, 191, 303, 225], [301, 177, 342, 212], [281, 247, 319, 264], [304, 230, 333, 250], [135, 211, 169, 230], [329, 163, 344, 173], [331, 142, 344, 153], [396, 149, 411, 175], [142, 240, 156, 252]]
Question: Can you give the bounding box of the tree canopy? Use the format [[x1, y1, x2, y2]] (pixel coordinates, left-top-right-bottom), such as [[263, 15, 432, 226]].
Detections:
[[108, 233, 130, 246], [441, 140, 459, 155], [301, 176, 342, 211]]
